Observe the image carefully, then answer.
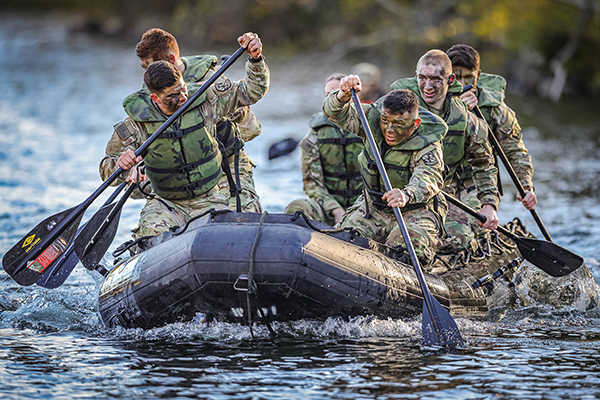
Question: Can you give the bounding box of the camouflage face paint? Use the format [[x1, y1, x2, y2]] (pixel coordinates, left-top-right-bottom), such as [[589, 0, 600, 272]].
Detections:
[[452, 66, 479, 87], [380, 110, 417, 146], [416, 64, 450, 109]]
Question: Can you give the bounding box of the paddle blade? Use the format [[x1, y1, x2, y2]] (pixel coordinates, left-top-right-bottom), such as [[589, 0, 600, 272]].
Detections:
[[2, 207, 84, 286], [515, 236, 583, 277], [74, 202, 122, 270], [422, 296, 464, 347], [268, 138, 299, 160]]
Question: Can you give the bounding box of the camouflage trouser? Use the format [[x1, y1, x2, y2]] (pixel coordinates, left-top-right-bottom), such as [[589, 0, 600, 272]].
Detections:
[[133, 186, 229, 238], [336, 194, 446, 262], [284, 198, 335, 226], [217, 150, 262, 213], [439, 178, 484, 253]]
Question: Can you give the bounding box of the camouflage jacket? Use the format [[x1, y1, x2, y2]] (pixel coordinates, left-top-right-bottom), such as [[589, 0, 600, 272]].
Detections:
[[298, 112, 364, 213], [390, 78, 500, 209], [100, 59, 269, 185], [183, 55, 262, 143], [474, 73, 534, 190], [323, 90, 445, 207]]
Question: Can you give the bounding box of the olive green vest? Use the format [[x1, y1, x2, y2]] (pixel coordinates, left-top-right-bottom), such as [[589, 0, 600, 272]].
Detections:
[[390, 77, 469, 185], [476, 73, 506, 128], [122, 85, 222, 200], [310, 113, 364, 207], [181, 55, 218, 83], [358, 103, 446, 210]]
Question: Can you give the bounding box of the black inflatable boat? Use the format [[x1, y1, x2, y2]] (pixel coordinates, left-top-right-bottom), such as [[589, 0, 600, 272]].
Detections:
[[97, 211, 536, 329]]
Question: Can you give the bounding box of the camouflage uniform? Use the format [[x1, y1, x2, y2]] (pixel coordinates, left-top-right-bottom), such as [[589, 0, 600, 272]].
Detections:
[[323, 91, 448, 262], [391, 78, 500, 253], [460, 73, 534, 191], [182, 55, 263, 213], [284, 112, 364, 226], [100, 58, 269, 238]]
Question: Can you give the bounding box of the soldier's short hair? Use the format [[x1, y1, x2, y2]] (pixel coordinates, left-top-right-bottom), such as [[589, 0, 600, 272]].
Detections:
[[382, 89, 419, 116], [136, 28, 180, 61], [416, 49, 453, 77], [446, 44, 480, 71], [144, 61, 182, 94], [324, 73, 346, 86]]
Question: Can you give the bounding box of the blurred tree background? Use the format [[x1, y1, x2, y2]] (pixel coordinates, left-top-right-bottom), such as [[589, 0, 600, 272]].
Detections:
[[3, 0, 600, 99]]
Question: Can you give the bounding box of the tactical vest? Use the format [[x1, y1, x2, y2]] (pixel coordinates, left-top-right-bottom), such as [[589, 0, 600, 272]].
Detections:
[[359, 102, 446, 211], [310, 113, 364, 207], [122, 85, 222, 200], [181, 55, 218, 83], [475, 73, 506, 128], [390, 77, 469, 185]]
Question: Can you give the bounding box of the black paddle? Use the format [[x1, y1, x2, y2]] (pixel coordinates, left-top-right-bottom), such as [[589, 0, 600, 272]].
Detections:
[[443, 192, 583, 277], [268, 137, 299, 160], [74, 181, 138, 270], [350, 89, 463, 347], [36, 181, 128, 289], [472, 104, 553, 242], [2, 45, 247, 286]]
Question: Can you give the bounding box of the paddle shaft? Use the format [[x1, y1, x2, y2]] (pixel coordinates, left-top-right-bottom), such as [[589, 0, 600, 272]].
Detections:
[[11, 46, 247, 271], [350, 89, 451, 344], [79, 182, 137, 258], [472, 105, 552, 242], [443, 191, 519, 241]]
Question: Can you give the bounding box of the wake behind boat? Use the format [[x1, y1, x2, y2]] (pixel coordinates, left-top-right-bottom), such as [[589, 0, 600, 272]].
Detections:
[[97, 211, 560, 330]]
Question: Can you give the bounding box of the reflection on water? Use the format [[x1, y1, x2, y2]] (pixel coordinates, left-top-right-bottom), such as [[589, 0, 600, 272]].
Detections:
[[0, 10, 599, 400]]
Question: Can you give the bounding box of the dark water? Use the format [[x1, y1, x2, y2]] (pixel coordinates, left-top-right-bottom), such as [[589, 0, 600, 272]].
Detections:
[[1, 11, 600, 400]]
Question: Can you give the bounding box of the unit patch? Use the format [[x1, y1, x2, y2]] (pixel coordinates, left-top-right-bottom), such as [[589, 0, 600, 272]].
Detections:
[[215, 79, 232, 92], [421, 152, 438, 166]]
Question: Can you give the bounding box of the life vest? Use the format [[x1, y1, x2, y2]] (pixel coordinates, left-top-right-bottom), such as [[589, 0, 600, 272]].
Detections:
[[475, 73, 506, 125], [310, 113, 364, 207], [181, 55, 218, 83], [122, 84, 222, 200], [390, 77, 469, 185], [358, 102, 447, 210]]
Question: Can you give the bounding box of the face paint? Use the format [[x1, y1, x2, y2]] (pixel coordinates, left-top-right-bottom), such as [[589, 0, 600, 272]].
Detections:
[[416, 63, 450, 109], [379, 110, 418, 146], [155, 78, 188, 115], [452, 66, 479, 87]]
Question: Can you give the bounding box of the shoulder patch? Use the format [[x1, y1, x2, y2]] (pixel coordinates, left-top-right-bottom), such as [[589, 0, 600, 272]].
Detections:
[[421, 152, 438, 166], [299, 134, 318, 152], [214, 78, 233, 92], [113, 119, 138, 145]]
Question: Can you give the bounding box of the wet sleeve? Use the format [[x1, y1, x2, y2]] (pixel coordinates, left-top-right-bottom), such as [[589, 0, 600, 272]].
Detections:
[[491, 102, 534, 190], [404, 142, 445, 204], [202, 59, 270, 126], [322, 89, 368, 140], [464, 112, 501, 208], [99, 119, 147, 195], [300, 129, 343, 214]]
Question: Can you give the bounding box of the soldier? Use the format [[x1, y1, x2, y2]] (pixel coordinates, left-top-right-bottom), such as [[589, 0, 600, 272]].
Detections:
[[323, 76, 448, 264], [100, 33, 269, 238], [446, 44, 537, 210], [284, 73, 364, 226], [134, 28, 263, 212], [350, 62, 387, 103], [390, 50, 500, 253]]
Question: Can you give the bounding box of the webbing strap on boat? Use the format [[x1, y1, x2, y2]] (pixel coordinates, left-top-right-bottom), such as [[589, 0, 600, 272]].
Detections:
[[246, 211, 277, 340], [290, 210, 361, 240]]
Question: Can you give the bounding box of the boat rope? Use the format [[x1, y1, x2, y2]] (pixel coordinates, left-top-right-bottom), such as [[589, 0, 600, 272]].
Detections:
[[245, 210, 277, 340], [170, 208, 233, 236], [290, 210, 361, 239]]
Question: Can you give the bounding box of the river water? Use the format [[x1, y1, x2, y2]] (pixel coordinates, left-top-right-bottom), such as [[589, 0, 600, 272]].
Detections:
[[1, 11, 600, 400]]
